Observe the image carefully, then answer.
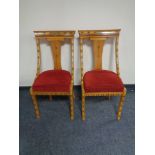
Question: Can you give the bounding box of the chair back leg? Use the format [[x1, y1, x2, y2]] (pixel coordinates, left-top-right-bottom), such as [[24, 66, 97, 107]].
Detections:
[[82, 95, 86, 121], [70, 94, 74, 120]]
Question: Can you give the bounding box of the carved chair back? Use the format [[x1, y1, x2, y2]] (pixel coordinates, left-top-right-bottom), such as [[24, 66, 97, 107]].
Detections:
[[34, 30, 75, 82], [78, 29, 121, 81]]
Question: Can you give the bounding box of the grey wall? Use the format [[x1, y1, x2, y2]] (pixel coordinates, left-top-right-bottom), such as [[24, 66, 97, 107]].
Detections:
[[19, 0, 135, 86]]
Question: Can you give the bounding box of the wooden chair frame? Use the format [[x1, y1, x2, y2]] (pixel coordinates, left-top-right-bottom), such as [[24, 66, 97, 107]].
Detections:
[[78, 29, 127, 121], [30, 30, 75, 120]]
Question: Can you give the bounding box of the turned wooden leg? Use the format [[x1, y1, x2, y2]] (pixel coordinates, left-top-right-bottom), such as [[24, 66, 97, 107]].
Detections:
[[70, 94, 74, 120], [117, 92, 126, 121], [49, 95, 52, 101], [82, 95, 86, 121], [32, 95, 40, 119]]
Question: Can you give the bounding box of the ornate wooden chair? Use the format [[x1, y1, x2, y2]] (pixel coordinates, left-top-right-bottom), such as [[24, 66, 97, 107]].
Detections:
[[78, 29, 126, 121], [30, 31, 75, 120]]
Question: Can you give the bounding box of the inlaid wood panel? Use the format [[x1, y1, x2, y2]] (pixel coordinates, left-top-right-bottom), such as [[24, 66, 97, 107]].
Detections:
[[91, 39, 105, 70], [50, 40, 62, 70]]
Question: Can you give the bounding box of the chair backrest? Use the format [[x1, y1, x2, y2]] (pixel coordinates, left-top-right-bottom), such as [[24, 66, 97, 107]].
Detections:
[[34, 30, 75, 80], [78, 29, 121, 80]]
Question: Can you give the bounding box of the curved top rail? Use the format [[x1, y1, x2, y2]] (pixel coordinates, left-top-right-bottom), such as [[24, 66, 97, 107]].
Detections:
[[78, 29, 121, 38], [34, 30, 75, 39]]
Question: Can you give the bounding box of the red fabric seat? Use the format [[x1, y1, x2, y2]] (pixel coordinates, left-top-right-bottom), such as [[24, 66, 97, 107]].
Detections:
[[32, 70, 71, 92], [83, 70, 124, 92]]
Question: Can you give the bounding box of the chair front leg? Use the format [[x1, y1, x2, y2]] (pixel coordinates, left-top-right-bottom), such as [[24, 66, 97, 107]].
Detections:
[[70, 94, 74, 120], [117, 90, 126, 121], [82, 95, 86, 121], [32, 95, 40, 119]]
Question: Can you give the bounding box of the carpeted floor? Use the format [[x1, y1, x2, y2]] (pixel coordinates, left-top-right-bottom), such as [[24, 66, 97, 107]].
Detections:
[[19, 86, 135, 155]]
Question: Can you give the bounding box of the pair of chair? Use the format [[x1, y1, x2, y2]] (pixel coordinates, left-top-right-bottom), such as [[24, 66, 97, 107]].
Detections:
[[30, 29, 126, 121]]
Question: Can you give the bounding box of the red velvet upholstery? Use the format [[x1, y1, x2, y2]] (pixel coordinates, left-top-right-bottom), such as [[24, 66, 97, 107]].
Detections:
[[83, 70, 124, 92], [32, 70, 71, 92]]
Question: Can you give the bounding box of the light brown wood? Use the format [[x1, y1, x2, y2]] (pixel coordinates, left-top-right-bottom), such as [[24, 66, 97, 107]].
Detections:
[[117, 88, 126, 120], [92, 39, 105, 70], [31, 95, 40, 119], [79, 29, 121, 39], [82, 95, 86, 121], [79, 38, 85, 102], [70, 94, 74, 120], [85, 92, 123, 96], [30, 88, 70, 96], [78, 29, 126, 121], [70, 38, 74, 92], [50, 41, 62, 70], [34, 30, 75, 38], [36, 39, 41, 77], [30, 30, 75, 120], [115, 35, 120, 76]]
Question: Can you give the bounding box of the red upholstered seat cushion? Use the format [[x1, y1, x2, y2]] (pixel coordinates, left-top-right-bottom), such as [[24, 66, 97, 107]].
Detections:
[[83, 70, 124, 92], [32, 70, 71, 92]]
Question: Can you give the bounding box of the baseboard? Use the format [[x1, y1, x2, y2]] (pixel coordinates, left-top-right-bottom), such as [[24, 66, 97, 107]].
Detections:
[[19, 84, 135, 92]]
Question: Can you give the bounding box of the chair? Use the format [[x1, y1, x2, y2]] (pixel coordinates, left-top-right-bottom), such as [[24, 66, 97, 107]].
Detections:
[[30, 30, 75, 120], [78, 29, 126, 121]]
